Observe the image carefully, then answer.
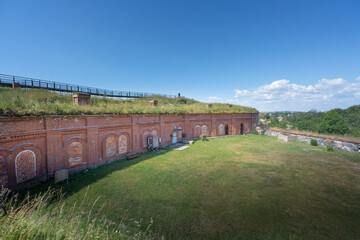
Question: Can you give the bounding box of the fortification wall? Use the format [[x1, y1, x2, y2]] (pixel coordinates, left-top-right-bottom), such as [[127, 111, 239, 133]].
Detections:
[[0, 113, 257, 189], [266, 129, 360, 153]]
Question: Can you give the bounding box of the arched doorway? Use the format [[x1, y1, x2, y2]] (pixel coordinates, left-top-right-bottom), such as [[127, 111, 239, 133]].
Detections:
[[225, 124, 229, 135], [240, 123, 244, 135]]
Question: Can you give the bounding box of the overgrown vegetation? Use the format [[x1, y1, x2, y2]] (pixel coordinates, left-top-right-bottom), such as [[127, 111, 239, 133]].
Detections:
[[263, 105, 360, 137], [20, 135, 360, 239], [0, 88, 257, 116], [0, 188, 157, 240]]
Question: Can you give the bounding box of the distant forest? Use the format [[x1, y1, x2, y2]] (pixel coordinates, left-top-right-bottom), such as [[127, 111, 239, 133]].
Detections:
[[263, 105, 360, 137]]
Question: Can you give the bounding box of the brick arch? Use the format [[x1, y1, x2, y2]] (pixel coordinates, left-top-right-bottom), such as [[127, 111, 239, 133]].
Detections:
[[201, 125, 208, 135], [218, 123, 225, 135], [141, 127, 159, 149], [193, 124, 201, 137], [171, 123, 183, 131], [171, 124, 183, 141], [63, 136, 86, 167], [192, 122, 210, 137], [217, 121, 231, 136], [7, 143, 43, 186], [101, 132, 117, 159], [118, 132, 130, 155], [15, 150, 36, 184]]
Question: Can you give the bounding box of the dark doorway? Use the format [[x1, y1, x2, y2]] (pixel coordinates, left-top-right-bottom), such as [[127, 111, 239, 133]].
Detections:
[[240, 124, 244, 135], [225, 125, 229, 135]]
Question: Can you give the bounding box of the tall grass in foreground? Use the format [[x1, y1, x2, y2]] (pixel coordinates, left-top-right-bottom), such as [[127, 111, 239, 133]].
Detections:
[[0, 188, 159, 240]]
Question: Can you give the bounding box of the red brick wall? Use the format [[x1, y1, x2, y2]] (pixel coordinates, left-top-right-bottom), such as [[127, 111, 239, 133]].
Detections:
[[0, 113, 257, 189]]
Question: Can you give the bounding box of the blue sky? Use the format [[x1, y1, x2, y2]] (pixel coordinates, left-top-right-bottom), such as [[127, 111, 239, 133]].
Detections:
[[1, 0, 359, 111]]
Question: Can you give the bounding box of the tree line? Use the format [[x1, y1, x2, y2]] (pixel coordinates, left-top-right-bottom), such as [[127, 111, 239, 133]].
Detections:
[[263, 105, 360, 137]]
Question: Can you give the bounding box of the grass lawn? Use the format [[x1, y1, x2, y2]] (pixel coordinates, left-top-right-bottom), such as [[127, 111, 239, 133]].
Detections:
[[11, 135, 360, 239]]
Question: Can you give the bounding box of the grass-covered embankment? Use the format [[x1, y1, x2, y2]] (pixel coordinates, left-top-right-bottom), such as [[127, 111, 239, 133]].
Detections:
[[0, 88, 257, 116], [13, 135, 360, 240]]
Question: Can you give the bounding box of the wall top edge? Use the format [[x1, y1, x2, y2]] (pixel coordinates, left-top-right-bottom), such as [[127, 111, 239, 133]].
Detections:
[[0, 112, 257, 121]]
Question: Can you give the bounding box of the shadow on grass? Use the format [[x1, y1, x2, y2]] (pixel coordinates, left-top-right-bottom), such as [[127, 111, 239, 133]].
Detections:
[[24, 149, 169, 199]]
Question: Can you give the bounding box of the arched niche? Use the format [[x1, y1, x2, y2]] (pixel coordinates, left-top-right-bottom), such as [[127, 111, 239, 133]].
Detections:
[[68, 141, 83, 167], [218, 123, 225, 135], [63, 136, 86, 167], [118, 133, 129, 155], [106, 136, 117, 157], [15, 150, 36, 184]]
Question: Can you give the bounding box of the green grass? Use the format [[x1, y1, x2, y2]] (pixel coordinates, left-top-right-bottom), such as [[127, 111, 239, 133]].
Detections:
[[0, 87, 257, 116], [6, 135, 360, 239], [0, 188, 157, 239]]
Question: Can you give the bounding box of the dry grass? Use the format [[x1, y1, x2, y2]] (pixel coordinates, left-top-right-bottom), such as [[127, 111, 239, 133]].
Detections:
[[0, 188, 161, 239]]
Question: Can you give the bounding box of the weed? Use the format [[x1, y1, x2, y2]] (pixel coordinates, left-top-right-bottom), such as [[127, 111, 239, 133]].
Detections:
[[327, 144, 334, 152]]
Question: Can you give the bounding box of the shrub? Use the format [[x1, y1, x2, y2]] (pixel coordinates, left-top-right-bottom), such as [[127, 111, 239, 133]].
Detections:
[[327, 144, 334, 152], [310, 139, 318, 146], [319, 110, 350, 135], [252, 129, 259, 135]]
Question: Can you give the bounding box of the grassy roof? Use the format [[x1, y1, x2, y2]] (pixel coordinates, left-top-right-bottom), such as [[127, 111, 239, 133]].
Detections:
[[0, 88, 258, 117]]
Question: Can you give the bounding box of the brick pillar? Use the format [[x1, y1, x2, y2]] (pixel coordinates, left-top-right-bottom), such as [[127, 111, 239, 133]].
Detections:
[[231, 114, 237, 135], [159, 115, 166, 145], [46, 129, 63, 173], [211, 114, 217, 137], [45, 117, 63, 175], [86, 125, 99, 167], [132, 115, 141, 153], [184, 115, 192, 139]]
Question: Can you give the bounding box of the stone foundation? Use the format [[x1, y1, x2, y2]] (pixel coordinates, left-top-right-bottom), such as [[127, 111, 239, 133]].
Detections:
[[266, 130, 360, 153]]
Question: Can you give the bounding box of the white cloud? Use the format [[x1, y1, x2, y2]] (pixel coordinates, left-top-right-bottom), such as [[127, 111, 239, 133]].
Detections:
[[233, 78, 360, 111], [234, 89, 250, 97], [208, 96, 221, 101], [356, 76, 360, 81]]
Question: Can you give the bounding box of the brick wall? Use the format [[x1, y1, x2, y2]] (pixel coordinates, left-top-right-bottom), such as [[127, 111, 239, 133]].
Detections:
[[0, 113, 257, 189]]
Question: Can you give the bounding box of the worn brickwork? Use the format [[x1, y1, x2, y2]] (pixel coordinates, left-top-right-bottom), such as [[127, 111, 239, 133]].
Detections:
[[15, 150, 36, 183], [0, 113, 257, 189], [68, 142, 83, 167], [119, 135, 128, 154], [0, 156, 8, 187]]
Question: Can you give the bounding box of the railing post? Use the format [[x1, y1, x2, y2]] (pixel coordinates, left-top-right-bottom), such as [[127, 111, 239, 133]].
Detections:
[[12, 76, 15, 88]]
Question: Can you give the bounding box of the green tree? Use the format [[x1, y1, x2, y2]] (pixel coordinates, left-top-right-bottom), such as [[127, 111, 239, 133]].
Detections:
[[319, 110, 349, 135]]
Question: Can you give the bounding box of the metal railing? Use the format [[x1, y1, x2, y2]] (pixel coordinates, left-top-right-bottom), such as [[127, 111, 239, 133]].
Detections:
[[0, 73, 177, 98]]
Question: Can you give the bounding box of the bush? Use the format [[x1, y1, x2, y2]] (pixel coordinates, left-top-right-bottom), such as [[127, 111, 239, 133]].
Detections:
[[327, 144, 334, 152], [310, 139, 318, 146], [319, 110, 350, 135], [252, 129, 259, 135]]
